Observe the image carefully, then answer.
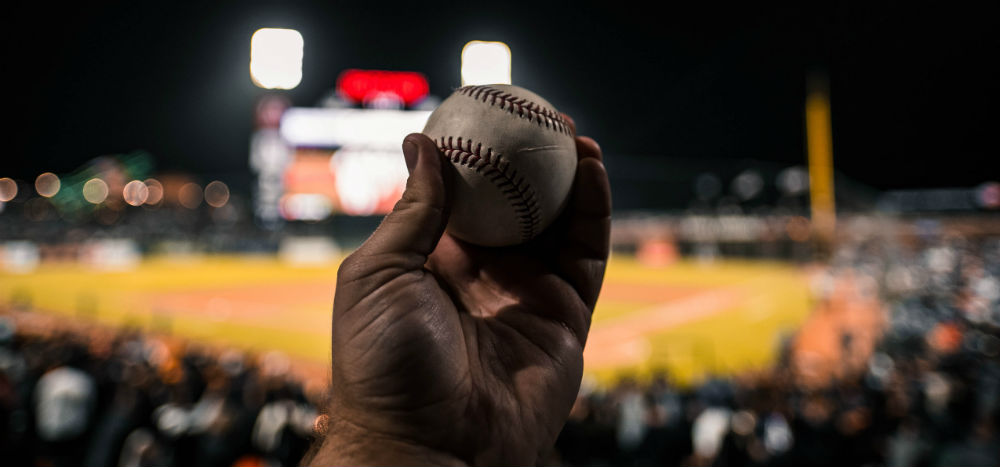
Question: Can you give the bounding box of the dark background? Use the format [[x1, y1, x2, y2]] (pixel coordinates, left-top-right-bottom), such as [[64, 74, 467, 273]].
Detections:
[[6, 1, 998, 194]]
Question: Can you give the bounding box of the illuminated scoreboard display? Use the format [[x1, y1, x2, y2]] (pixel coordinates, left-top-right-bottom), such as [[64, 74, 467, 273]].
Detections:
[[279, 108, 431, 219], [274, 70, 432, 220]]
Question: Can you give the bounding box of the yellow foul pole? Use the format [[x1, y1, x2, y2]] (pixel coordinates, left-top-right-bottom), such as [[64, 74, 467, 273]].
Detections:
[[806, 75, 836, 246]]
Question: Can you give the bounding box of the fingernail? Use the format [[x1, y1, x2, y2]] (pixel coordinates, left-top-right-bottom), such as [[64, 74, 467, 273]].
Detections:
[[403, 140, 418, 173]]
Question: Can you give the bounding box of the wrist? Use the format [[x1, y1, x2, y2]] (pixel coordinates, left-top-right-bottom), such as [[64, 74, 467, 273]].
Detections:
[[306, 414, 468, 466]]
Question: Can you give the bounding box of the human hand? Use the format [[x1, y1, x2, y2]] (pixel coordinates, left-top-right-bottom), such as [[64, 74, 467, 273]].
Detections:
[[307, 120, 610, 466]]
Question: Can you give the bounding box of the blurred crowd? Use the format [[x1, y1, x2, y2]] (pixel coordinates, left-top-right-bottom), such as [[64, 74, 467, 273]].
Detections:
[[2, 231, 999, 467], [554, 232, 1000, 466], [0, 319, 320, 467]]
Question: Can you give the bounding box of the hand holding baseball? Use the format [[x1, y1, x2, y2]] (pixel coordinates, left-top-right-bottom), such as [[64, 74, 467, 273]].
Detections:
[[305, 118, 610, 466]]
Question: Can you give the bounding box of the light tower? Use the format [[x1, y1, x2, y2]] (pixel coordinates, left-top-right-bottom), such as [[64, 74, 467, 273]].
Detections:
[[248, 28, 301, 228]]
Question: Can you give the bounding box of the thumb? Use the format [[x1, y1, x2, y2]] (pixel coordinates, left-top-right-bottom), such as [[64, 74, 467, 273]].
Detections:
[[354, 133, 451, 262]]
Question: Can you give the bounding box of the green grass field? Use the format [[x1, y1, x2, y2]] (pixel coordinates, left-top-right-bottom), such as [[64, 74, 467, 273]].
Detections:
[[1, 255, 812, 387]]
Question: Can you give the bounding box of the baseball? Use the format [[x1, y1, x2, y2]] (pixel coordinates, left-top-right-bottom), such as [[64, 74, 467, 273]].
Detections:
[[422, 84, 577, 246]]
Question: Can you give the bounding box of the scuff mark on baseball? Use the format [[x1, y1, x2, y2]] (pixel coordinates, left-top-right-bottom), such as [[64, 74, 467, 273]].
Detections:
[[422, 84, 578, 247]]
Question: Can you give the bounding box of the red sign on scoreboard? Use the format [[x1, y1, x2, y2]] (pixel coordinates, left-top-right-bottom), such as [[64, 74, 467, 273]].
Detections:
[[336, 69, 430, 106]]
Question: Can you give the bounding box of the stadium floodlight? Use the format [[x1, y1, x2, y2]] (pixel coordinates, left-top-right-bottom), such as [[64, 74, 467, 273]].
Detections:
[[461, 41, 511, 86], [250, 28, 304, 90]]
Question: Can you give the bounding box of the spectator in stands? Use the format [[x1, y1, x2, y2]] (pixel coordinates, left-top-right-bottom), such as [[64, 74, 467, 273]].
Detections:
[[613, 376, 647, 464], [33, 342, 97, 466]]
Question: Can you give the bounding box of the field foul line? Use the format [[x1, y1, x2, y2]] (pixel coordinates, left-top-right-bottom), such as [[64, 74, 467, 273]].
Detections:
[[583, 287, 746, 369]]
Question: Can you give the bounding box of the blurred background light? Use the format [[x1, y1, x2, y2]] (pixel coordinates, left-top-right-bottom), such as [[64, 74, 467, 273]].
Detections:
[[786, 216, 811, 242], [35, 172, 60, 198], [694, 173, 722, 201], [976, 181, 999, 209], [204, 180, 230, 208], [335, 69, 430, 107], [123, 180, 150, 206], [82, 178, 109, 204], [250, 28, 304, 90], [732, 170, 764, 201], [144, 178, 164, 205], [461, 41, 511, 86], [178, 182, 203, 209], [280, 193, 331, 221], [777, 166, 809, 195], [0, 178, 16, 202]]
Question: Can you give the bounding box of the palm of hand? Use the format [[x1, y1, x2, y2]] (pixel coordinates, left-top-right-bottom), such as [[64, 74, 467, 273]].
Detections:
[[333, 232, 590, 465]]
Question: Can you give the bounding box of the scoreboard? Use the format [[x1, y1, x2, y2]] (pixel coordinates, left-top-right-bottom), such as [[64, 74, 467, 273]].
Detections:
[[278, 108, 432, 219], [250, 70, 434, 223]]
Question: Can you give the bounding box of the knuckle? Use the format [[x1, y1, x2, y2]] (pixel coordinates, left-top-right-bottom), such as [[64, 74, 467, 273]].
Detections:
[[393, 188, 424, 212], [336, 254, 365, 283]]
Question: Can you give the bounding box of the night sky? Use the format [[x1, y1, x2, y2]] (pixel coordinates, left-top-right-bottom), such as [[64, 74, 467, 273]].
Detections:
[[6, 1, 998, 192]]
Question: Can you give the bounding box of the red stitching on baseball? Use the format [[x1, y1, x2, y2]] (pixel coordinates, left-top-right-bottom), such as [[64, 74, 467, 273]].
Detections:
[[456, 85, 573, 136], [436, 136, 542, 240]]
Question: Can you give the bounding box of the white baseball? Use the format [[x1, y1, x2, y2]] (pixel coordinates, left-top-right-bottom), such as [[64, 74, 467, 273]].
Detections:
[[422, 84, 577, 246]]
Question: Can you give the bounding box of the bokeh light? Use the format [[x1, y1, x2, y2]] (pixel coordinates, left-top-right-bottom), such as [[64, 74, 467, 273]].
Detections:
[[179, 182, 203, 209], [204, 181, 230, 208], [35, 172, 61, 198], [786, 215, 811, 242], [0, 177, 16, 202], [144, 178, 164, 205], [82, 178, 109, 204], [777, 167, 809, 195], [732, 170, 764, 201], [694, 173, 722, 200], [976, 181, 999, 209], [123, 180, 150, 206]]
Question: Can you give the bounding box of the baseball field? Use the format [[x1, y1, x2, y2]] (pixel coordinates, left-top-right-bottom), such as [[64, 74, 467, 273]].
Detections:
[[0, 255, 813, 387]]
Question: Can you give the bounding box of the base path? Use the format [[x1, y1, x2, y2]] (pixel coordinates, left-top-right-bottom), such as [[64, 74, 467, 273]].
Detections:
[[584, 287, 746, 369]]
